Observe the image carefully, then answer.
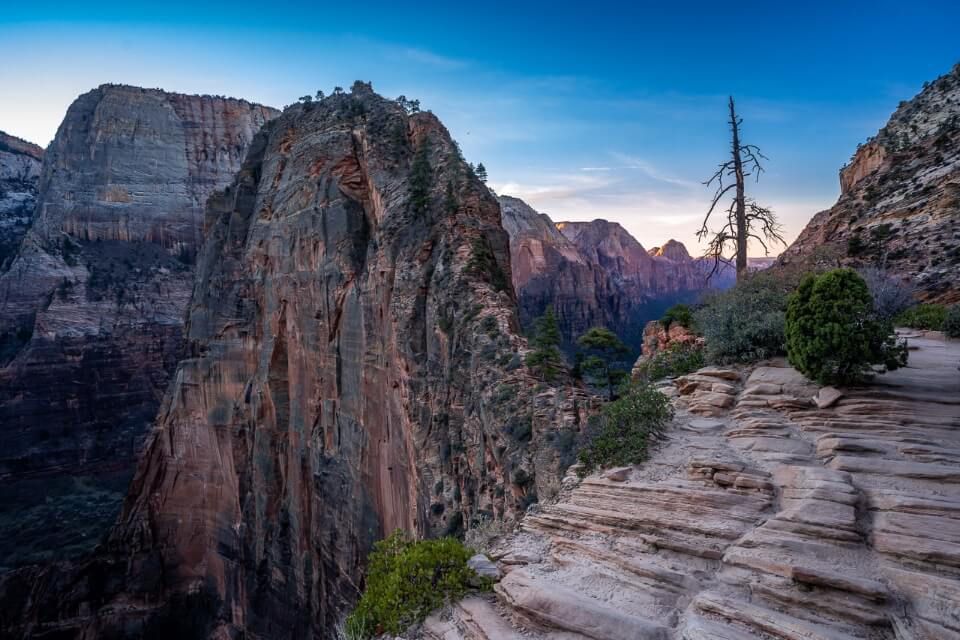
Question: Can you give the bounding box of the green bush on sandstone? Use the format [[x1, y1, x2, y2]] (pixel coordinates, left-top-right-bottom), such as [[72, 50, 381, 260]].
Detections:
[[894, 303, 948, 330], [345, 531, 487, 639], [577, 382, 673, 475], [786, 268, 907, 386]]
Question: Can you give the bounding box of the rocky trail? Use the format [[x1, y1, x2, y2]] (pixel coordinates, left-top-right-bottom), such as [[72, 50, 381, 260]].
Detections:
[[423, 333, 960, 639]]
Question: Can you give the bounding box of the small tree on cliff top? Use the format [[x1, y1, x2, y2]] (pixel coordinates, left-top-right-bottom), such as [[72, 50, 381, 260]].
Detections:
[[526, 308, 565, 381], [699, 96, 785, 279]]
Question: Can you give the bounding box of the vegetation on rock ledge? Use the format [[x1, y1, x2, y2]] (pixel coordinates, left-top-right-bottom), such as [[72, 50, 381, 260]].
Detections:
[[344, 531, 487, 639], [577, 382, 673, 475], [786, 268, 907, 385]]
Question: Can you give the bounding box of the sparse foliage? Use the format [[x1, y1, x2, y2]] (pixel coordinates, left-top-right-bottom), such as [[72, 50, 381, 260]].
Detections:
[[345, 531, 486, 639], [943, 305, 960, 338], [409, 140, 433, 215], [786, 268, 907, 385], [858, 266, 915, 321], [659, 304, 694, 330], [577, 327, 631, 399], [895, 304, 948, 330], [525, 308, 566, 381], [694, 270, 794, 364], [577, 382, 673, 475], [634, 343, 705, 382], [698, 97, 785, 279], [475, 162, 488, 182]]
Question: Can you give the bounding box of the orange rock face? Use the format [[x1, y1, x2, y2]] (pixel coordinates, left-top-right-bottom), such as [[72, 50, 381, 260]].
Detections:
[[0, 84, 587, 639], [500, 196, 733, 353]]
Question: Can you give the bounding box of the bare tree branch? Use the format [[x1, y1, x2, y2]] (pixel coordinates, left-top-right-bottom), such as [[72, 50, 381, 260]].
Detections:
[[697, 96, 786, 280]]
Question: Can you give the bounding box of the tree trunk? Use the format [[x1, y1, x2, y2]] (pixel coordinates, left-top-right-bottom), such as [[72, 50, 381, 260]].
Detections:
[[729, 96, 748, 278]]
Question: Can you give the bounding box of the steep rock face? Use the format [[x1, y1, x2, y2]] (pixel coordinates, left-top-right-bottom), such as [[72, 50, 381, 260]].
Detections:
[[0, 131, 43, 271], [501, 195, 732, 353], [0, 85, 587, 639], [0, 86, 277, 569], [781, 63, 960, 303]]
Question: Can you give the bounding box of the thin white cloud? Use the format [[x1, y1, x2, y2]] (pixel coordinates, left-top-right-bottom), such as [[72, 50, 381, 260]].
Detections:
[[401, 47, 469, 70], [608, 152, 701, 190]]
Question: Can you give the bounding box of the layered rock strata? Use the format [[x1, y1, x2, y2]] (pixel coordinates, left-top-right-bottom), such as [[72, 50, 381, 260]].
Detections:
[[0, 84, 587, 639], [499, 196, 732, 353], [781, 63, 960, 303], [0, 131, 43, 271], [425, 332, 960, 639], [0, 85, 278, 569]]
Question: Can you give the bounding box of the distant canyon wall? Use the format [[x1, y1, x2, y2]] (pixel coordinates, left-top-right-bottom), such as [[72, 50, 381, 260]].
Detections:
[[0, 85, 278, 570], [500, 195, 733, 353]]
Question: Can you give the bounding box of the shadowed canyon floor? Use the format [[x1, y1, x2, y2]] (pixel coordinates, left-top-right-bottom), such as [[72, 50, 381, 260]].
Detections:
[[422, 333, 960, 639]]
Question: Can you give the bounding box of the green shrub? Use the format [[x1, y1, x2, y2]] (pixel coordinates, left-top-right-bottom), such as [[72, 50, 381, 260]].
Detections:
[[944, 305, 960, 338], [345, 531, 486, 638], [894, 304, 948, 330], [786, 268, 907, 386], [659, 304, 694, 330], [694, 271, 793, 364], [634, 343, 705, 382], [577, 382, 673, 475]]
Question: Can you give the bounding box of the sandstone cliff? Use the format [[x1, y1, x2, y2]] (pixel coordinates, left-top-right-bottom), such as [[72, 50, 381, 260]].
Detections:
[[0, 84, 587, 639], [781, 63, 960, 303], [500, 195, 732, 352], [0, 131, 43, 272], [0, 85, 278, 570]]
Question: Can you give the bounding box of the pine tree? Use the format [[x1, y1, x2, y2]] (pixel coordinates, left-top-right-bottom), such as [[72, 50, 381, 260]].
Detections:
[[409, 140, 432, 215], [525, 308, 565, 381], [475, 162, 488, 182], [577, 327, 630, 399]]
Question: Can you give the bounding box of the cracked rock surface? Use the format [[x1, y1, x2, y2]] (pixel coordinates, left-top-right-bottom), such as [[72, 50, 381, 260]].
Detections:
[[422, 333, 960, 639]]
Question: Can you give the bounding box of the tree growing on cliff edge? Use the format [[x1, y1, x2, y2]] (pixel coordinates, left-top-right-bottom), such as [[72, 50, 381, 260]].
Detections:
[[577, 327, 630, 399], [526, 308, 565, 381], [698, 96, 785, 279]]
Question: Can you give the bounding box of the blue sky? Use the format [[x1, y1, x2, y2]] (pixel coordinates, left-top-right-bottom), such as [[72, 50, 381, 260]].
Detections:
[[2, 1, 958, 254]]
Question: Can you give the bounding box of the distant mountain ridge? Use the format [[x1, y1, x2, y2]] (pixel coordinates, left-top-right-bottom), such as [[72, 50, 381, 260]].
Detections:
[[500, 195, 734, 352]]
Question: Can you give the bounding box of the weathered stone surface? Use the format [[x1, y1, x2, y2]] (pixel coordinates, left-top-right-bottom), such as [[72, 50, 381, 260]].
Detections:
[[468, 554, 501, 581], [478, 334, 960, 639], [499, 195, 732, 353], [0, 131, 42, 272], [0, 85, 278, 570], [780, 62, 960, 304], [815, 386, 844, 408], [0, 84, 588, 639]]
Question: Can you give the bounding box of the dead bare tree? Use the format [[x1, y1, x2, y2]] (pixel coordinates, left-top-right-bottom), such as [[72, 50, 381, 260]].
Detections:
[[698, 96, 785, 279]]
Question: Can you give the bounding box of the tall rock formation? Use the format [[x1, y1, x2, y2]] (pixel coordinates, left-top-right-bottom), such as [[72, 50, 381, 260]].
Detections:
[[0, 83, 585, 639], [0, 131, 43, 271], [781, 63, 960, 303], [0, 85, 278, 570], [500, 195, 732, 352]]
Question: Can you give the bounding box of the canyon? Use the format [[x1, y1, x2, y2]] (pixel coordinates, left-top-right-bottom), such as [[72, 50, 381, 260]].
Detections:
[[500, 195, 732, 353], [0, 85, 278, 570], [0, 83, 587, 639], [0, 57, 958, 640], [781, 63, 960, 303]]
